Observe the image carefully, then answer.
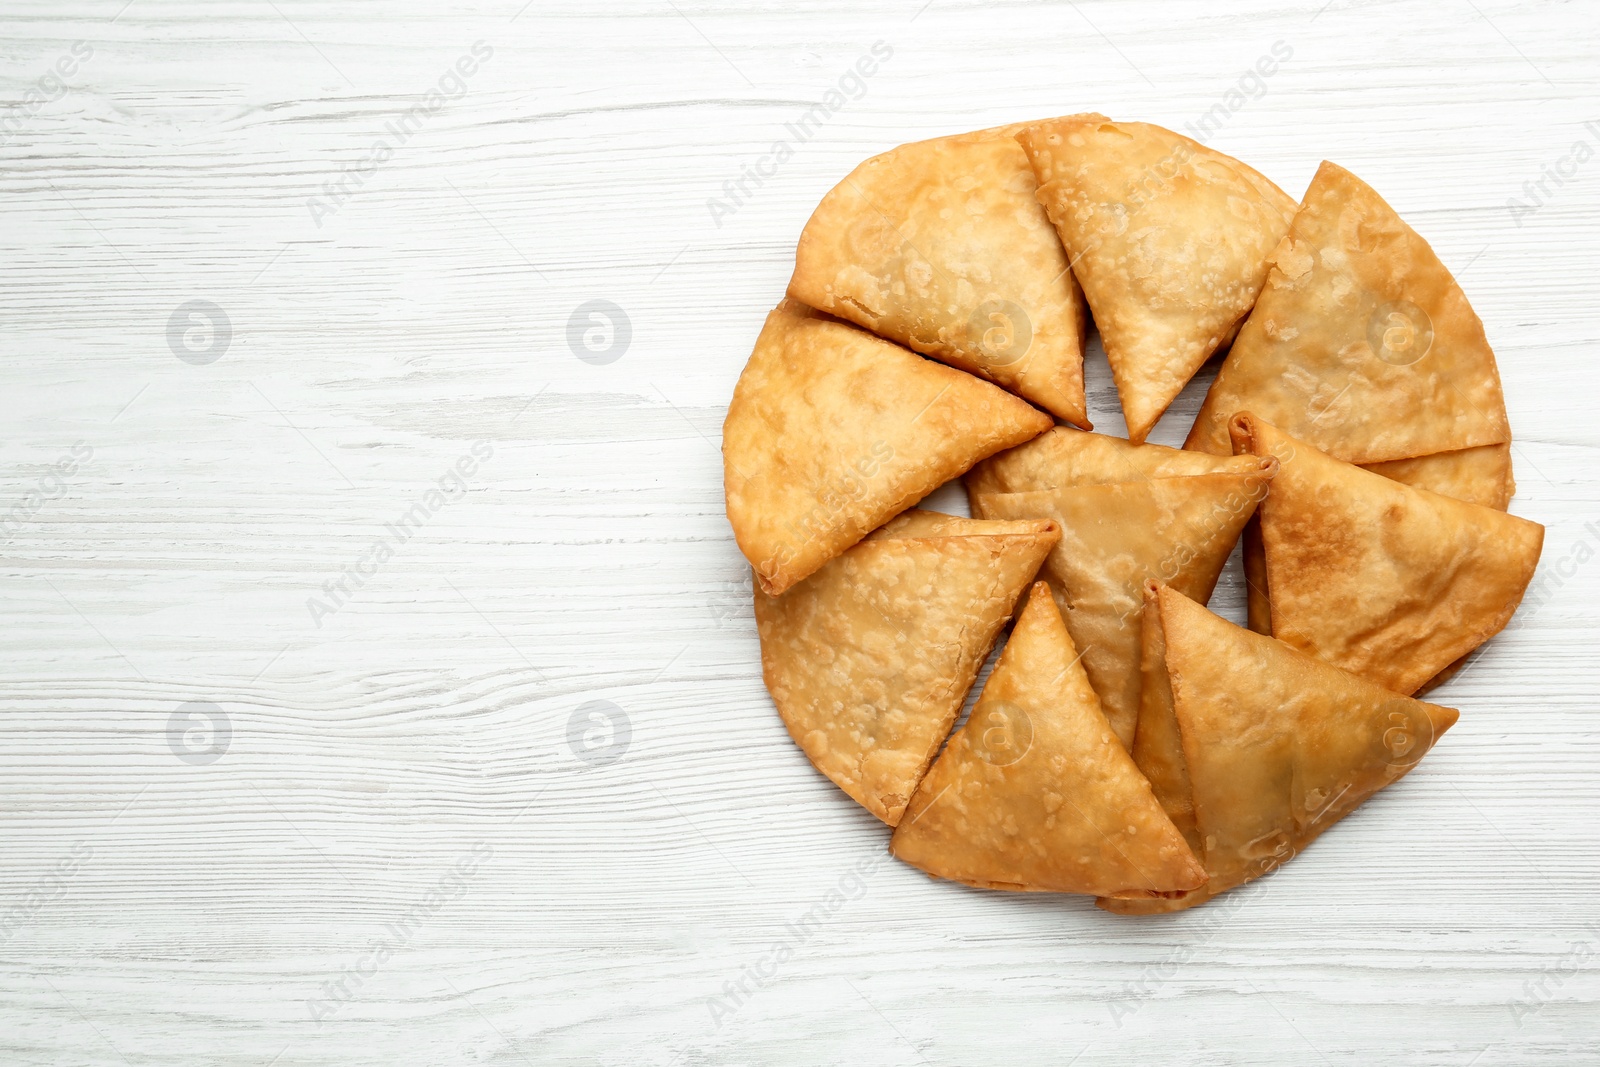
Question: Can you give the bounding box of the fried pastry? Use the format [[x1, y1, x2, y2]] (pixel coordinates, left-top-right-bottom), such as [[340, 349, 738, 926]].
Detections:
[[1362, 443, 1514, 511], [971, 457, 1277, 748], [755, 510, 1059, 825], [1103, 582, 1458, 913], [891, 582, 1206, 897], [790, 121, 1102, 425], [966, 426, 1270, 498], [1016, 117, 1297, 442], [1188, 161, 1511, 464], [1230, 414, 1542, 694], [724, 300, 1051, 596]]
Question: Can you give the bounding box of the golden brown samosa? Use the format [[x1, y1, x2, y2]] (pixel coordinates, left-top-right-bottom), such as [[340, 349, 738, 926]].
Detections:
[[891, 582, 1206, 897], [790, 121, 1102, 425], [971, 457, 1277, 748], [1188, 161, 1511, 464], [724, 300, 1052, 596], [1016, 117, 1297, 442], [1104, 582, 1459, 913], [755, 511, 1059, 826], [1241, 442, 1515, 637], [1231, 414, 1543, 695]]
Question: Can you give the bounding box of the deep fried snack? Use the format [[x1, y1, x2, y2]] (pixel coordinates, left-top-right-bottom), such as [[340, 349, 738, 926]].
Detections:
[[790, 120, 1103, 425], [892, 583, 1206, 897], [755, 511, 1059, 825], [724, 300, 1051, 595], [1103, 582, 1458, 913], [1017, 117, 1297, 442]]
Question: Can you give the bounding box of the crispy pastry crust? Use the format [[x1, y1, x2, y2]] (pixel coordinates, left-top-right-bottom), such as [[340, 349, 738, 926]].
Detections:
[[970, 459, 1276, 749], [1189, 161, 1511, 463], [1231, 414, 1542, 695], [1102, 583, 1458, 913]]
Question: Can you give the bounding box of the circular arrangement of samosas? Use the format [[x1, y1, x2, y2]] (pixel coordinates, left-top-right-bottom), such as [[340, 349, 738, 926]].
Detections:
[[722, 115, 1544, 912]]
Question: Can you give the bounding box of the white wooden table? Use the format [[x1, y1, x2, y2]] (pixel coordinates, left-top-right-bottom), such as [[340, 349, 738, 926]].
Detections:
[[1, 1, 1596, 1063]]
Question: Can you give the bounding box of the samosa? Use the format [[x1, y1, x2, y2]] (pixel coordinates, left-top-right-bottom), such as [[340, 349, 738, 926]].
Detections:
[[967, 426, 1271, 498], [972, 457, 1277, 748], [755, 510, 1059, 826], [892, 582, 1206, 897], [1230, 414, 1542, 695], [724, 300, 1051, 596], [1016, 117, 1297, 442], [790, 121, 1102, 425], [1105, 582, 1458, 913], [1188, 161, 1511, 467]]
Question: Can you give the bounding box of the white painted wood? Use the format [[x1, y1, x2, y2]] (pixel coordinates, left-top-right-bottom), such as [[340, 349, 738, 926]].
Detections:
[[0, 1, 1596, 1063]]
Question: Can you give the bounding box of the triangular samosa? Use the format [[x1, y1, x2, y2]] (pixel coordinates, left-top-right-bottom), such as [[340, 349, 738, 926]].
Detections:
[[790, 121, 1102, 425], [1241, 442, 1515, 638], [1188, 161, 1511, 463], [1231, 414, 1542, 695], [724, 300, 1052, 596], [967, 425, 1270, 498], [1016, 117, 1297, 442], [972, 458, 1277, 748], [755, 510, 1059, 826], [1104, 582, 1458, 913], [891, 582, 1206, 897]]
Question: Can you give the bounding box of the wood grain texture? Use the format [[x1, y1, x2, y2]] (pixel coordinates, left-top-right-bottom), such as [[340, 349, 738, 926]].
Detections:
[[0, 1, 1596, 1063]]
